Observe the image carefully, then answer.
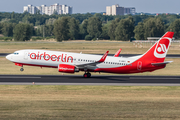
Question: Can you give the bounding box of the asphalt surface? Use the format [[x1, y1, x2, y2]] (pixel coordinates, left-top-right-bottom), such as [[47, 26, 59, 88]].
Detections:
[[0, 75, 180, 86], [0, 53, 9, 56], [1, 53, 180, 58]]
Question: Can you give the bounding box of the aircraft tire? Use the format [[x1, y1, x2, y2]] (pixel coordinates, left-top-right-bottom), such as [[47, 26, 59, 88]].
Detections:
[[83, 73, 88, 78], [20, 68, 24, 71], [87, 73, 91, 78]]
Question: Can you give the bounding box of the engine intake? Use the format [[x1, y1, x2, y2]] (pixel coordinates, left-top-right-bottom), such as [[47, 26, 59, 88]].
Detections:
[[58, 64, 79, 73]]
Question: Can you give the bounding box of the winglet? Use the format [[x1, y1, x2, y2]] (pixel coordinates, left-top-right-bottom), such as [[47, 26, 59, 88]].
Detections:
[[97, 51, 109, 62], [114, 49, 122, 57]]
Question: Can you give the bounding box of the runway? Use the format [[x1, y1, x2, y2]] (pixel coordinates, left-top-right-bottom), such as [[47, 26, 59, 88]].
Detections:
[[0, 75, 180, 86]]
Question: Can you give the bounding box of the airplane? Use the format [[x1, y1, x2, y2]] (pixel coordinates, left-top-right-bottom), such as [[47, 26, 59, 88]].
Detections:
[[6, 32, 174, 78]]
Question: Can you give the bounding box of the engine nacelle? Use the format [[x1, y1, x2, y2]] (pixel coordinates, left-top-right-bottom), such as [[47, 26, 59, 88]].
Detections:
[[58, 64, 79, 73]]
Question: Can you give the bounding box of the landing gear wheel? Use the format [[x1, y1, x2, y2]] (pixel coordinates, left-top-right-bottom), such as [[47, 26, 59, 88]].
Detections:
[[20, 68, 24, 72], [83, 73, 88, 78], [83, 72, 91, 78], [87, 73, 91, 78]]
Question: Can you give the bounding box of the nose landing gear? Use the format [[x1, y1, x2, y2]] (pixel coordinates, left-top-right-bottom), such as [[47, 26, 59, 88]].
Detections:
[[83, 72, 91, 78], [20, 67, 24, 71]]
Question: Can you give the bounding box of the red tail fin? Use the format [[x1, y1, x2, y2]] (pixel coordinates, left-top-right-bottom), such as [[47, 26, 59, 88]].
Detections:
[[140, 32, 174, 63]]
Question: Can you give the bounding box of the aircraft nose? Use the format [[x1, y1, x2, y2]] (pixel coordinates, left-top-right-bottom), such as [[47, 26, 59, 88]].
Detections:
[[6, 54, 12, 61]]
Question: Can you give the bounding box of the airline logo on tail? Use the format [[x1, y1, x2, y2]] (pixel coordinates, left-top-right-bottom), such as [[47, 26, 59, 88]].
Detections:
[[154, 37, 171, 58], [157, 44, 167, 53]]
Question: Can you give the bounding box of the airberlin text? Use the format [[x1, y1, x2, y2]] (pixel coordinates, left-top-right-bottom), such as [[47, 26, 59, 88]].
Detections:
[[29, 52, 73, 63]]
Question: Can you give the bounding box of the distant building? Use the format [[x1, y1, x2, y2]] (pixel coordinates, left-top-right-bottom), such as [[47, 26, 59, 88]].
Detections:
[[106, 6, 112, 15], [106, 4, 124, 15], [23, 3, 73, 15], [23, 5, 36, 14], [124, 7, 136, 15], [112, 4, 124, 15], [106, 4, 136, 15]]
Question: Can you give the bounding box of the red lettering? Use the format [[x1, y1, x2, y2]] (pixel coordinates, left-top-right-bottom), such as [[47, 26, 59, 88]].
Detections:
[[39, 54, 43, 60], [61, 54, 65, 62], [57, 55, 61, 62], [64, 54, 67, 62], [51, 55, 57, 61], [37, 52, 40, 60], [67, 56, 73, 63], [44, 52, 50, 61], [29, 52, 74, 63], [30, 53, 36, 59]]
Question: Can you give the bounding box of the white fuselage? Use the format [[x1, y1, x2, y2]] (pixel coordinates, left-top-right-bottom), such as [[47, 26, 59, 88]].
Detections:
[[6, 49, 140, 70]]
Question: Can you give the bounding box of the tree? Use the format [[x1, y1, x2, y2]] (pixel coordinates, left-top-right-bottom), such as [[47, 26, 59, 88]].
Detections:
[[115, 17, 135, 41], [154, 18, 164, 37], [22, 15, 35, 25], [168, 19, 180, 38], [69, 18, 79, 40], [80, 19, 88, 39], [108, 18, 119, 40], [143, 18, 164, 39], [36, 10, 41, 15], [101, 24, 110, 40], [13, 23, 33, 41], [134, 22, 145, 40], [85, 35, 93, 40], [45, 18, 56, 25], [11, 11, 15, 19], [0, 23, 2, 34], [36, 24, 54, 37], [87, 17, 102, 39], [1, 23, 16, 37], [53, 17, 70, 42]]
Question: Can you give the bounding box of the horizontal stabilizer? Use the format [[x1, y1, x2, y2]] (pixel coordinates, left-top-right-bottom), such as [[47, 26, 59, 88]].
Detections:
[[151, 61, 173, 66]]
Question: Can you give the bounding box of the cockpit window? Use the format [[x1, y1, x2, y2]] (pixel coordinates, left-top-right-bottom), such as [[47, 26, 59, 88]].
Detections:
[[14, 53, 19, 55]]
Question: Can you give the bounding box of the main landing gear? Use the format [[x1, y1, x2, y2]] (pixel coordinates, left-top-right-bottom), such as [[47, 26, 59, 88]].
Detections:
[[83, 72, 91, 78], [20, 67, 24, 72]]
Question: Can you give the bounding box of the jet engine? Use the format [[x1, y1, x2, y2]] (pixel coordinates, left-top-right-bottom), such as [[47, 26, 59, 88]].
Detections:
[[58, 64, 79, 73]]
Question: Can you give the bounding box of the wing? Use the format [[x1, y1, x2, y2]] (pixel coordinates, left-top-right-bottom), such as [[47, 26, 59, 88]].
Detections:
[[76, 51, 109, 69]]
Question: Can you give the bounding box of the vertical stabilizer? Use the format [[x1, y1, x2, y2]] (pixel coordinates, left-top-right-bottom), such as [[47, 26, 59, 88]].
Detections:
[[140, 32, 174, 63]]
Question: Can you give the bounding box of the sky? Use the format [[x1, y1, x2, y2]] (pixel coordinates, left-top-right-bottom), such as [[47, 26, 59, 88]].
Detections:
[[0, 0, 180, 14]]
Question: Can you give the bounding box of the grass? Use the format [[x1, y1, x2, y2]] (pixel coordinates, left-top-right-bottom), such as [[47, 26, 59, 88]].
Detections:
[[0, 85, 180, 120], [0, 41, 180, 54]]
